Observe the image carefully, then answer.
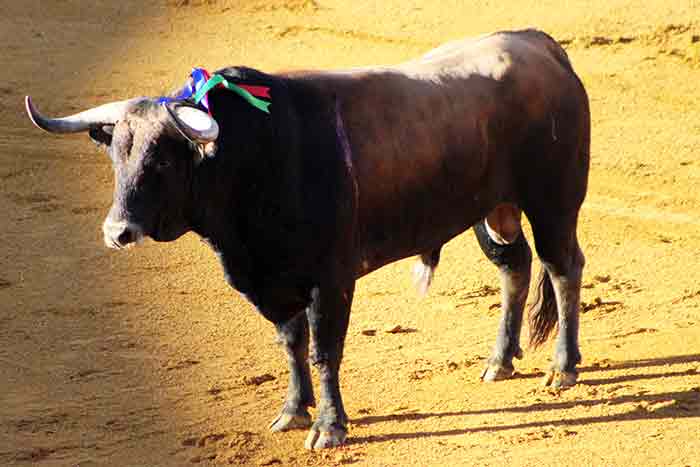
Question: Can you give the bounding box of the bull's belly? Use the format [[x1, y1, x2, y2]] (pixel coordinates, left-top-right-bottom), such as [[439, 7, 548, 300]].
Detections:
[[354, 205, 485, 278]]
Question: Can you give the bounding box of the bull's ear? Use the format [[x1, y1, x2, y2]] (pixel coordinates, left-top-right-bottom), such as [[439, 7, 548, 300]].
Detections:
[[163, 102, 219, 143], [88, 124, 114, 147]]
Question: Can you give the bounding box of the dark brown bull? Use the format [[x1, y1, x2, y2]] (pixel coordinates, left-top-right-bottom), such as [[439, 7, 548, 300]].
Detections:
[[26, 29, 590, 449]]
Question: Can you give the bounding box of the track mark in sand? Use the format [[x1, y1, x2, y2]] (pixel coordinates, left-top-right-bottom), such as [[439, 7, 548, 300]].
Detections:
[[559, 35, 635, 48], [272, 24, 429, 47], [581, 297, 624, 314], [609, 278, 643, 294], [181, 430, 264, 465], [205, 383, 238, 400], [453, 285, 500, 310], [585, 195, 698, 226], [445, 356, 483, 372], [141, 261, 190, 273], [461, 285, 499, 300], [385, 324, 417, 334], [259, 458, 283, 465], [31, 203, 61, 213], [242, 373, 276, 386], [36, 302, 128, 318], [188, 453, 219, 464], [612, 327, 658, 339], [588, 358, 614, 369], [632, 391, 700, 415], [246, 0, 320, 12], [0, 278, 12, 289], [10, 411, 76, 434], [71, 205, 103, 215], [408, 368, 433, 381], [499, 427, 577, 445], [367, 290, 397, 297], [68, 368, 119, 382], [166, 359, 200, 371], [0, 163, 48, 180], [193, 433, 227, 448], [171, 0, 320, 13], [582, 274, 611, 289], [103, 407, 161, 434], [672, 290, 700, 304], [560, 23, 699, 52], [6, 192, 63, 213], [7, 192, 56, 204], [407, 356, 482, 381], [593, 274, 611, 284], [6, 447, 54, 463]]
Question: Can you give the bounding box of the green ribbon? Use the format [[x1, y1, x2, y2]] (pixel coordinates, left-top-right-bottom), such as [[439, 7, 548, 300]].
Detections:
[[192, 74, 271, 114]]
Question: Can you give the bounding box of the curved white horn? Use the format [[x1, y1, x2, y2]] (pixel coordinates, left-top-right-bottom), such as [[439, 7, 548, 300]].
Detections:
[[25, 95, 145, 134]]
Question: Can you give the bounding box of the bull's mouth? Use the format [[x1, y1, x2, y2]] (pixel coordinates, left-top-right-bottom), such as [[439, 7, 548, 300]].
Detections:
[[103, 214, 187, 249], [148, 213, 189, 242]]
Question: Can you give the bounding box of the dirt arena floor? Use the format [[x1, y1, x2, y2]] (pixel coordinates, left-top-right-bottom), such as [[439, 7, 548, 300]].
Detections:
[[1, 1, 699, 466]]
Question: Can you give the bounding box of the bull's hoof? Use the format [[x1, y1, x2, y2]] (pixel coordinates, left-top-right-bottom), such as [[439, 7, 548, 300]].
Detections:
[[480, 364, 515, 382], [541, 370, 578, 388], [269, 410, 312, 433], [304, 425, 347, 450]]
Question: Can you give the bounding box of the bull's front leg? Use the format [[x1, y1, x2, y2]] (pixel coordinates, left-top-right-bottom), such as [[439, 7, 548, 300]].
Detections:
[[304, 280, 354, 450], [269, 312, 315, 432]]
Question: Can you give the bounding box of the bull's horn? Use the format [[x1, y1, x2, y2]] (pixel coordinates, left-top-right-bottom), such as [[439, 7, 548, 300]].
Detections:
[[25, 95, 144, 134]]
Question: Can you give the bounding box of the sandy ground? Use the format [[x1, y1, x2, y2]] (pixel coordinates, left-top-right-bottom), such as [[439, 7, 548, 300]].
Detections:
[[1, 1, 699, 466]]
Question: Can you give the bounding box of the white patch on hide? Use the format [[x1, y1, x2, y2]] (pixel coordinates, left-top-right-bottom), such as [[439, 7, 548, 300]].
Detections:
[[412, 260, 434, 297], [485, 218, 512, 245]]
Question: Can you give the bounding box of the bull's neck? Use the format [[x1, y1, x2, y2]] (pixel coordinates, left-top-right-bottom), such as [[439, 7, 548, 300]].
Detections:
[[185, 70, 347, 307], [186, 70, 304, 290]]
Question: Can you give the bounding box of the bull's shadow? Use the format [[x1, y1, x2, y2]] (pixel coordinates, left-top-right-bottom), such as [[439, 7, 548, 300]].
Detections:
[[506, 352, 700, 382], [349, 353, 700, 444]]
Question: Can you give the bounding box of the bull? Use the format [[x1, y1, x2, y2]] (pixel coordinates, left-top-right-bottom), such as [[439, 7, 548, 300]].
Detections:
[[25, 29, 589, 449]]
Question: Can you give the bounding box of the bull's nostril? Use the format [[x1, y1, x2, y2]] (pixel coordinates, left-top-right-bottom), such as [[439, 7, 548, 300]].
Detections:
[[117, 229, 133, 246], [103, 219, 142, 249]]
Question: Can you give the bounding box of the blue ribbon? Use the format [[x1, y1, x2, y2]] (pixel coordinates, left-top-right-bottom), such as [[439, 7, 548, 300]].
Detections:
[[157, 68, 212, 112]]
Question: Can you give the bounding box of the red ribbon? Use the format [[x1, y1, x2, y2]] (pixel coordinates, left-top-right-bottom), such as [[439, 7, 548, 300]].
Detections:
[[238, 85, 271, 99]]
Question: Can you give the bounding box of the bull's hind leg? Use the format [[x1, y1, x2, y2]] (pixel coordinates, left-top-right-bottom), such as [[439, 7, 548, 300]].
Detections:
[[529, 212, 585, 388], [474, 204, 532, 382], [269, 312, 315, 432]]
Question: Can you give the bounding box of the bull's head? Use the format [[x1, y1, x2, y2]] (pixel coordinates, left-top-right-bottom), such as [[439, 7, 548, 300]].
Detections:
[[25, 96, 219, 249]]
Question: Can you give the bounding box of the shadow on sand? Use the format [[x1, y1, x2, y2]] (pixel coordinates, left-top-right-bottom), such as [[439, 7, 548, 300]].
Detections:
[[350, 353, 700, 444]]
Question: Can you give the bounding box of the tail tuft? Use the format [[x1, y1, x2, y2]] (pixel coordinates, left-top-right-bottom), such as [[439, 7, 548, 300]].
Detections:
[[528, 267, 559, 347]]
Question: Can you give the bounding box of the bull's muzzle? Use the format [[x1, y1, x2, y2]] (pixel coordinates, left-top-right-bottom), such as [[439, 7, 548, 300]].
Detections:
[[102, 219, 143, 249]]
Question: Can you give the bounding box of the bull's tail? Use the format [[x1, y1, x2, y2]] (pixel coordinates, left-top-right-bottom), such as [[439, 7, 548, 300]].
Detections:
[[528, 267, 559, 347], [413, 248, 442, 297]]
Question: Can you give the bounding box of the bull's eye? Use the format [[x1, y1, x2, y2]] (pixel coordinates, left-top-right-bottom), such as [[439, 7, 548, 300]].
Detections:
[[156, 160, 172, 171]]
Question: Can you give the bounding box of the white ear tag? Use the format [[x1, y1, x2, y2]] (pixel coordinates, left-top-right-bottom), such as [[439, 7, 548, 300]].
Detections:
[[170, 105, 219, 143], [175, 106, 214, 132]]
